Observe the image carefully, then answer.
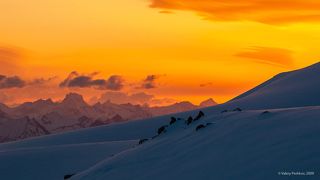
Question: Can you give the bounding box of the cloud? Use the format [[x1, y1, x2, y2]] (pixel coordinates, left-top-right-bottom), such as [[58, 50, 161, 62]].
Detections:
[[59, 71, 124, 91], [0, 92, 13, 104], [235, 46, 294, 67], [98, 91, 154, 105], [200, 82, 213, 88], [29, 76, 58, 86], [159, 10, 174, 14], [97, 91, 177, 106], [0, 46, 20, 61], [140, 75, 161, 89], [149, 0, 320, 24], [105, 75, 124, 91], [149, 98, 176, 106], [0, 75, 26, 89], [0, 73, 57, 89], [0, 46, 23, 74]]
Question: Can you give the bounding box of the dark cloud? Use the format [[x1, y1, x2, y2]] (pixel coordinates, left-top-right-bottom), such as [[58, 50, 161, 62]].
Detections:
[[0, 75, 26, 89], [141, 75, 161, 89], [0, 73, 57, 89], [60, 71, 124, 91], [104, 75, 124, 91]]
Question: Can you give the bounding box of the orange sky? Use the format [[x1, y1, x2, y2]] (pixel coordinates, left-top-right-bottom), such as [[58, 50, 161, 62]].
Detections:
[[0, 0, 319, 106]]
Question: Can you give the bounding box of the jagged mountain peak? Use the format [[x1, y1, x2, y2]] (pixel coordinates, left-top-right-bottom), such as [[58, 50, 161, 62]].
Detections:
[[61, 92, 87, 106]]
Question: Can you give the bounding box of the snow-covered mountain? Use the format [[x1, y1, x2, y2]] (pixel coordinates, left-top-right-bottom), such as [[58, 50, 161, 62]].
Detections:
[[0, 93, 216, 143], [71, 107, 320, 180], [0, 117, 50, 142], [225, 62, 320, 109], [10, 99, 56, 119], [148, 101, 199, 116], [0, 93, 147, 142], [199, 98, 217, 107], [0, 62, 319, 180]]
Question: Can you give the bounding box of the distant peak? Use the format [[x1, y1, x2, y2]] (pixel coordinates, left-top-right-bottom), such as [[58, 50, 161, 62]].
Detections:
[[62, 93, 86, 105], [102, 100, 116, 106], [169, 101, 197, 108], [200, 98, 217, 107], [0, 102, 9, 109], [175, 101, 194, 105], [34, 98, 54, 105], [93, 102, 102, 106], [64, 92, 83, 99]]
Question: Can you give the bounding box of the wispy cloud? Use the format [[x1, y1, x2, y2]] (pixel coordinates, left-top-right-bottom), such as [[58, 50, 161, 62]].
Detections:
[[149, 0, 320, 24], [0, 92, 12, 103], [235, 46, 294, 67], [200, 82, 213, 88], [0, 46, 25, 74]]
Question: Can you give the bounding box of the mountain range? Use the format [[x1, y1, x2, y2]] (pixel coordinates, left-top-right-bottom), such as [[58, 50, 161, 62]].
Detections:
[[0, 62, 319, 180], [0, 94, 217, 143]]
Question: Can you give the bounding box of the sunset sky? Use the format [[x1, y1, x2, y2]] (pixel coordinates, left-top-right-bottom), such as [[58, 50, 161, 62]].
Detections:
[[0, 0, 320, 106]]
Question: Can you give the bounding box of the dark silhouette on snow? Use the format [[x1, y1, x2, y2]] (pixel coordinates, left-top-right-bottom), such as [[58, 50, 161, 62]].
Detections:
[[170, 117, 177, 125], [186, 116, 193, 125], [64, 174, 75, 180], [261, 111, 270, 115], [139, 138, 148, 145], [221, 110, 228, 113], [196, 124, 206, 131], [194, 111, 205, 121], [206, 122, 213, 126], [233, 108, 242, 112], [157, 125, 168, 135]]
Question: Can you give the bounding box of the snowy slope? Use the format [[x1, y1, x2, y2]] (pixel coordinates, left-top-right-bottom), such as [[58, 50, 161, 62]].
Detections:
[[72, 107, 320, 180], [0, 114, 177, 180], [0, 140, 136, 180], [68, 62, 320, 180], [0, 115, 171, 150], [225, 62, 320, 109]]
